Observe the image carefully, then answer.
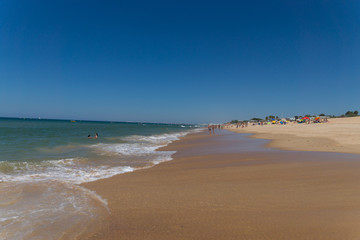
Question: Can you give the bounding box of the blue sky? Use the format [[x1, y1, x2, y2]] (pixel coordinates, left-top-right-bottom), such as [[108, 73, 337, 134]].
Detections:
[[0, 0, 359, 123]]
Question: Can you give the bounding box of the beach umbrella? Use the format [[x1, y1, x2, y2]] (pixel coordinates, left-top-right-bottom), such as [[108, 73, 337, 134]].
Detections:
[[302, 117, 310, 120]]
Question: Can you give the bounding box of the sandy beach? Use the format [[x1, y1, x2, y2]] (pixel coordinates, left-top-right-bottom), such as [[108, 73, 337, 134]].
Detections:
[[82, 129, 360, 240], [228, 116, 360, 155]]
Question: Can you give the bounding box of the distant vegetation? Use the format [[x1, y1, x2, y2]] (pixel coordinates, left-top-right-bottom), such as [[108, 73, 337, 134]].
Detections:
[[344, 110, 358, 117], [230, 120, 243, 124]]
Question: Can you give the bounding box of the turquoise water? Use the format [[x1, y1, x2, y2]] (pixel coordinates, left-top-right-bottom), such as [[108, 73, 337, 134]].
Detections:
[[0, 118, 200, 239], [0, 118, 194, 163]]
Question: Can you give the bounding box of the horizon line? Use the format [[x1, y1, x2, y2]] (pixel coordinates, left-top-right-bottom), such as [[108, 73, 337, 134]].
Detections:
[[0, 116, 200, 125]]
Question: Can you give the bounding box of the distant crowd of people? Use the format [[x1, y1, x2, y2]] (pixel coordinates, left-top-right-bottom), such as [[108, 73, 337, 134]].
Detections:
[[207, 124, 224, 134], [235, 122, 249, 128], [223, 117, 330, 129]]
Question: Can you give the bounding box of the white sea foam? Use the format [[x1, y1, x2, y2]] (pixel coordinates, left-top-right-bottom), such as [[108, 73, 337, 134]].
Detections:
[[92, 131, 188, 160], [1, 130, 195, 185], [94, 143, 160, 156], [0, 181, 108, 240], [0, 159, 134, 184], [1, 129, 191, 183], [0, 124, 202, 240], [126, 131, 188, 142]]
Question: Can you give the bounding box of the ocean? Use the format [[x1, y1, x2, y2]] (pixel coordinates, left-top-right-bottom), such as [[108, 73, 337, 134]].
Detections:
[[0, 118, 200, 239]]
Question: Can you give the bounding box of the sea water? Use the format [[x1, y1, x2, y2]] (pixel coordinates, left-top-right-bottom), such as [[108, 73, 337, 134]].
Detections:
[[0, 118, 200, 239]]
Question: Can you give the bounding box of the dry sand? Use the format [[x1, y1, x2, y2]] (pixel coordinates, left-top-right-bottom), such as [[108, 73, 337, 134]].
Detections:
[[82, 130, 360, 240], [228, 116, 360, 155]]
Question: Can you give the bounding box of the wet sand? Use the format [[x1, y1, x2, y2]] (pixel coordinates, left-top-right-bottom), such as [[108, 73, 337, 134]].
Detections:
[[228, 116, 360, 154], [82, 130, 360, 240]]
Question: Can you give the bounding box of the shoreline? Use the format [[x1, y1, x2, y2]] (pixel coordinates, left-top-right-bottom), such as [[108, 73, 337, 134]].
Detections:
[[227, 116, 360, 155], [78, 130, 206, 239], [81, 130, 360, 239]]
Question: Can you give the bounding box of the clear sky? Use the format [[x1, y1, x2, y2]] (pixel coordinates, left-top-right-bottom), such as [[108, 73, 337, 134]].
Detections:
[[0, 0, 359, 123]]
